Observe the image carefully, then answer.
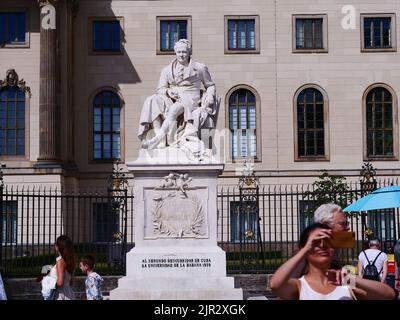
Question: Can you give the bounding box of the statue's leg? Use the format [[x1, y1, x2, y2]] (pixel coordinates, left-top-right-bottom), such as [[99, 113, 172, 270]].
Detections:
[[142, 103, 184, 149], [152, 117, 166, 148]]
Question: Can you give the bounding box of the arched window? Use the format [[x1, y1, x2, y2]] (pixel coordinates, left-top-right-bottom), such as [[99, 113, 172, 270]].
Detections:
[[93, 90, 121, 160], [295, 87, 327, 159], [366, 87, 394, 157], [228, 89, 257, 159], [0, 72, 27, 156]]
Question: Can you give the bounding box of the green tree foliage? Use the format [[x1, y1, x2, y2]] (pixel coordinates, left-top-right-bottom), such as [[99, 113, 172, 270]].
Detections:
[[303, 170, 354, 217]]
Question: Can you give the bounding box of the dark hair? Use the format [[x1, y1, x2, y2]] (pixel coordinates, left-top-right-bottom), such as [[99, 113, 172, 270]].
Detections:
[[56, 235, 76, 274], [80, 255, 95, 270], [299, 223, 331, 248]]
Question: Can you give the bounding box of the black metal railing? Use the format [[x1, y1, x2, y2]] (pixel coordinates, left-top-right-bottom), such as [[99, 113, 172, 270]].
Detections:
[[217, 178, 400, 274], [0, 186, 135, 277], [1, 178, 399, 277]]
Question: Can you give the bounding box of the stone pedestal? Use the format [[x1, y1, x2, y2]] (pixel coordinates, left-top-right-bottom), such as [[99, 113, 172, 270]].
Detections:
[[110, 162, 243, 300]]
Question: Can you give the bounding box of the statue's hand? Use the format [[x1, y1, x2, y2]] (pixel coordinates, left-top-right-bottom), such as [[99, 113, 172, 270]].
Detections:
[[203, 94, 214, 108], [167, 88, 179, 100]]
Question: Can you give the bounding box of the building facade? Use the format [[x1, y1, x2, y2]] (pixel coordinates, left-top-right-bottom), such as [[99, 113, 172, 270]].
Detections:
[[1, 0, 400, 189]]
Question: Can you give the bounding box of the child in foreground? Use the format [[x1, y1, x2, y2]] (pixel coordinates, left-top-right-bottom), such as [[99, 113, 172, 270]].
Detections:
[[79, 255, 104, 300]]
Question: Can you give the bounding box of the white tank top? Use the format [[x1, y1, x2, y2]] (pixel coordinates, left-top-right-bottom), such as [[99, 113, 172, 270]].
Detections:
[[299, 276, 354, 300]]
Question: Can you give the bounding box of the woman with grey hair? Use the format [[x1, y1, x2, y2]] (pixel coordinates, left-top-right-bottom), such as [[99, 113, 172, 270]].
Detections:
[[289, 203, 351, 278], [314, 203, 350, 232]]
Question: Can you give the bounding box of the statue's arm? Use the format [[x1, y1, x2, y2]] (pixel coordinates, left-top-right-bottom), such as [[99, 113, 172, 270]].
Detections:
[[156, 67, 169, 95], [201, 65, 216, 96], [200, 65, 216, 107]]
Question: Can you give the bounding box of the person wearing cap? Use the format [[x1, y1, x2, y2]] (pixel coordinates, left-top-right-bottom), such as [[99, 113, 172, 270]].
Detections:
[[358, 237, 388, 283]]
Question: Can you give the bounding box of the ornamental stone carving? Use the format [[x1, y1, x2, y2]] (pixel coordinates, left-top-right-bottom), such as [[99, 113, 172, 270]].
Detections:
[[38, 0, 58, 7], [156, 172, 192, 197], [144, 173, 208, 238], [0, 69, 31, 96], [152, 192, 206, 238]]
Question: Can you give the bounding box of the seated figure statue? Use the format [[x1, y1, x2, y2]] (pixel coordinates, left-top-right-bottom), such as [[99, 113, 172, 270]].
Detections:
[[137, 39, 218, 159]]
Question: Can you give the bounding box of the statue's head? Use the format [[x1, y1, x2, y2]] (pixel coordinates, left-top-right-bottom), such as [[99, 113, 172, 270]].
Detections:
[[174, 39, 192, 64], [174, 39, 192, 54]]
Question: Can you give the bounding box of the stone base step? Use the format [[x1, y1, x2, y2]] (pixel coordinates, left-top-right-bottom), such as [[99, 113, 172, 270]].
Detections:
[[118, 276, 235, 289], [110, 288, 243, 300]]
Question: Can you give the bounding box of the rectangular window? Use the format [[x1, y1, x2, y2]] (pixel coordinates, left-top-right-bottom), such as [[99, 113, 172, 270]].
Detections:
[[157, 17, 191, 55], [0, 12, 26, 47], [225, 16, 260, 54], [92, 21, 120, 52], [93, 203, 119, 243], [292, 15, 328, 53], [361, 14, 396, 52], [2, 201, 17, 244], [160, 20, 187, 51], [296, 19, 323, 49], [89, 17, 123, 54]]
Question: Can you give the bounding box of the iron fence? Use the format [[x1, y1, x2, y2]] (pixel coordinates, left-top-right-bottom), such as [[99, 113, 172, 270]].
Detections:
[[1, 178, 399, 277], [0, 186, 135, 277], [217, 178, 400, 274]]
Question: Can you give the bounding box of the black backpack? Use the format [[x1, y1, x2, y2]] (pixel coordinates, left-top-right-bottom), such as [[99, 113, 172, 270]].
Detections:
[[362, 250, 383, 281]]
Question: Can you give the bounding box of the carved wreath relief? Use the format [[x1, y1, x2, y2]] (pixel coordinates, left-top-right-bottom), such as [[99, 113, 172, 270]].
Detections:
[[151, 173, 207, 238]]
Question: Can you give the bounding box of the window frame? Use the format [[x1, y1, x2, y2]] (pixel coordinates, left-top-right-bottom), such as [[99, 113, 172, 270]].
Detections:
[[88, 16, 124, 55], [224, 15, 260, 54], [0, 9, 30, 49], [156, 16, 192, 55], [88, 87, 125, 164], [362, 83, 398, 161], [225, 85, 262, 162], [292, 14, 328, 53], [0, 71, 30, 161], [293, 84, 330, 162], [361, 13, 396, 52]]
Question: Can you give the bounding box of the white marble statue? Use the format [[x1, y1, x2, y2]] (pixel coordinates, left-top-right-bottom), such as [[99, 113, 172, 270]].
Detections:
[[138, 39, 218, 160]]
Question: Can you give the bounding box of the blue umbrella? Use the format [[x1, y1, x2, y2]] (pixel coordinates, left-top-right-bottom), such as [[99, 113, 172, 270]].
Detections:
[[344, 185, 400, 212]]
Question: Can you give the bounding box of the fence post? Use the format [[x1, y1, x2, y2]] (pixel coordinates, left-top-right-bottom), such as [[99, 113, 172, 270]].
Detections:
[[107, 160, 129, 272], [359, 162, 377, 247], [238, 160, 264, 271]]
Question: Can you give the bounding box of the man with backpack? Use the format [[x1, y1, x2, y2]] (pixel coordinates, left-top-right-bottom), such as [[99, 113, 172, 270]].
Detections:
[[358, 238, 388, 282]]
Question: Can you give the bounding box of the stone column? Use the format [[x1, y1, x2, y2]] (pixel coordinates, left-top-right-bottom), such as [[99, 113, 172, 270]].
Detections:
[[37, 0, 60, 164]]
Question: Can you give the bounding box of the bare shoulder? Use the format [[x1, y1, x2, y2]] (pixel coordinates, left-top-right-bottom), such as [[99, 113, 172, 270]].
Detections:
[[290, 278, 301, 290], [56, 257, 66, 267]]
